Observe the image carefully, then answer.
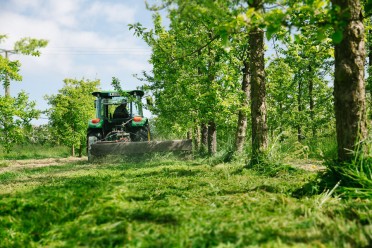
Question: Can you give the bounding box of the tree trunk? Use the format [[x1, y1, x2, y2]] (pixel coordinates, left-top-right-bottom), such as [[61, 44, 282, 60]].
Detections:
[[4, 51, 10, 96], [297, 78, 303, 142], [78, 142, 82, 157], [71, 144, 75, 157], [369, 17, 372, 67], [331, 0, 367, 161], [208, 121, 217, 155], [249, 17, 268, 163], [308, 66, 316, 138], [235, 60, 250, 154], [187, 130, 192, 140], [200, 123, 208, 155], [193, 123, 200, 152]]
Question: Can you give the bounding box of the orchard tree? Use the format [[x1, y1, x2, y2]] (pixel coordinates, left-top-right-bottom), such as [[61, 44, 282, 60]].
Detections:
[[242, 0, 369, 161], [45, 78, 99, 157], [132, 1, 242, 156], [0, 92, 40, 153], [281, 0, 368, 160], [331, 0, 367, 161], [268, 25, 334, 142]]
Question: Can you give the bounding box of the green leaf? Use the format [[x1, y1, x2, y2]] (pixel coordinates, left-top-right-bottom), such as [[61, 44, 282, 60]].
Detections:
[[331, 30, 343, 44], [365, 1, 372, 15], [266, 25, 278, 40], [220, 29, 229, 47]]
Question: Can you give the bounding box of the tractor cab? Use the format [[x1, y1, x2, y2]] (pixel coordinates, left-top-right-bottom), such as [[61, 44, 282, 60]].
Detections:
[[93, 90, 144, 122], [87, 90, 148, 143]]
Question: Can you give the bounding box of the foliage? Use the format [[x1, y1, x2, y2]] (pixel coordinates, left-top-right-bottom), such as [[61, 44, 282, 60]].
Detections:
[[13, 37, 48, 57], [132, 0, 253, 154], [45, 78, 99, 156], [323, 139, 372, 199], [0, 92, 40, 153], [24, 124, 55, 145], [267, 25, 334, 141], [0, 34, 48, 92], [0, 35, 47, 154], [0, 158, 370, 247], [0, 54, 21, 85]]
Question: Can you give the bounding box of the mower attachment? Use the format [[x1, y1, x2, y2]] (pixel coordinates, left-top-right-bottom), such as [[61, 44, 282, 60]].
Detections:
[[90, 139, 192, 157]]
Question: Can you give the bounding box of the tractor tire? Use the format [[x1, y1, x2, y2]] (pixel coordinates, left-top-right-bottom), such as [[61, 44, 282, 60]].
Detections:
[[132, 126, 150, 142], [87, 131, 101, 162]]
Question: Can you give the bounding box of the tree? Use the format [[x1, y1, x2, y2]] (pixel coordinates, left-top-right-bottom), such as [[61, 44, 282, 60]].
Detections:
[[131, 1, 242, 156], [0, 35, 48, 96], [331, 0, 367, 161], [45, 79, 99, 157], [0, 92, 40, 153], [267, 24, 334, 142], [0, 35, 47, 153], [248, 0, 268, 164]]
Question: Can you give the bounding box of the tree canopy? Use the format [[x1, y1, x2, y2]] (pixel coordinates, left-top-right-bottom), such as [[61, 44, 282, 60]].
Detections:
[[45, 78, 100, 157]]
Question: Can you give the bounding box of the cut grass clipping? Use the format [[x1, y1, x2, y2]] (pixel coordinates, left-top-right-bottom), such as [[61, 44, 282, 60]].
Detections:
[[0, 158, 370, 247]]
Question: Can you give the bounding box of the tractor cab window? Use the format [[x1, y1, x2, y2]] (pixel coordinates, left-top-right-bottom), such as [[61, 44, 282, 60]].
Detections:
[[131, 95, 143, 117], [102, 97, 129, 120]]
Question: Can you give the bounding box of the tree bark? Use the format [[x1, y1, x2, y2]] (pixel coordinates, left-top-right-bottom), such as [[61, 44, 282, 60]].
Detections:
[[208, 121, 217, 155], [200, 123, 208, 155], [4, 50, 11, 96], [249, 18, 268, 163], [193, 123, 200, 152], [297, 78, 303, 142], [235, 60, 250, 154], [187, 130, 192, 140], [308, 66, 316, 138], [79, 141, 82, 157], [331, 0, 367, 161]]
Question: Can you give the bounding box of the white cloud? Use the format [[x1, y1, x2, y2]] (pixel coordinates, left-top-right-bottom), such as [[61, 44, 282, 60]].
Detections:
[[0, 0, 153, 118], [87, 1, 136, 23]]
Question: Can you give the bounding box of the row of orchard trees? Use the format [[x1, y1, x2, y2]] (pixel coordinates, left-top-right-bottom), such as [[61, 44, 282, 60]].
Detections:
[[0, 77, 99, 156], [1, 0, 370, 162], [132, 0, 369, 163], [0, 34, 99, 156]]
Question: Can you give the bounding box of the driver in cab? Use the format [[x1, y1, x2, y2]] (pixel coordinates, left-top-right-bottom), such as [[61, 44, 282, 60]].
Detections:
[[113, 100, 129, 118]]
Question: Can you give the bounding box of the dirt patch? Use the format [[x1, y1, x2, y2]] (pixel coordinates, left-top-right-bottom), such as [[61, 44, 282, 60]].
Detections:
[[287, 159, 326, 172], [0, 157, 86, 173]]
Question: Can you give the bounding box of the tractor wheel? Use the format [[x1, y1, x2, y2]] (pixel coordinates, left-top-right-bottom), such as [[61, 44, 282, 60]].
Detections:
[[87, 131, 101, 162], [132, 126, 150, 142]]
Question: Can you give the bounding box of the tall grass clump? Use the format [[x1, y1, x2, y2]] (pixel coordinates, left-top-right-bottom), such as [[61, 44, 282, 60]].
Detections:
[[324, 139, 372, 199], [262, 132, 337, 163]]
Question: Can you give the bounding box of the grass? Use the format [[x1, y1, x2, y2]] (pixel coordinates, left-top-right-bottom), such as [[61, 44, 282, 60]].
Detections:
[[0, 157, 370, 247], [0, 144, 70, 160]]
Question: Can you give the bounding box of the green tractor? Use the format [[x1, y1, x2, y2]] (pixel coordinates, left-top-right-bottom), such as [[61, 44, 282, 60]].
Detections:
[[87, 90, 191, 161]]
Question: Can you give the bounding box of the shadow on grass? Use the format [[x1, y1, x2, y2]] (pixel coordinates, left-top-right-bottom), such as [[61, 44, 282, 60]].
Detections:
[[0, 174, 112, 247], [0, 159, 186, 247], [125, 208, 179, 225]]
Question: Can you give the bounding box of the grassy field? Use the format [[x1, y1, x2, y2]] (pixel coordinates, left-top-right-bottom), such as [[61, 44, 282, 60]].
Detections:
[[0, 155, 371, 247], [0, 144, 71, 160]]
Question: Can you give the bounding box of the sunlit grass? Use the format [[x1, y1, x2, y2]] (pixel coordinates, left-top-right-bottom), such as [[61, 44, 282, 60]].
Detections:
[[0, 144, 70, 160], [0, 157, 370, 247]]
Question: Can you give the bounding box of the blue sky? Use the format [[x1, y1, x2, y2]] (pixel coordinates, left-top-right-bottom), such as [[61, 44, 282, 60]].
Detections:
[[0, 0, 163, 124]]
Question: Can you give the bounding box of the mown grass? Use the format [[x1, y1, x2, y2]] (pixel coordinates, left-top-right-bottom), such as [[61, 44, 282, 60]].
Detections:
[[0, 144, 70, 160], [0, 157, 371, 247]]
